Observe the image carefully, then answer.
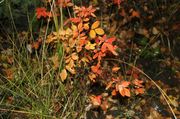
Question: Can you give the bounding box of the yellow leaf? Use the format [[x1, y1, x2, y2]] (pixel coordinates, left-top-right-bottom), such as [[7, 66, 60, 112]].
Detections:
[[89, 30, 96, 39], [60, 69, 67, 82], [71, 24, 77, 31], [85, 41, 96, 50], [88, 73, 96, 82], [65, 28, 72, 35], [95, 28, 104, 35], [91, 21, 100, 29], [46, 34, 57, 43], [81, 57, 90, 63]]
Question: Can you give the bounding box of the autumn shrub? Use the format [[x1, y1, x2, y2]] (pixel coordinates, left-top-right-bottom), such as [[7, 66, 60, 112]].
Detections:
[[33, 0, 145, 110]]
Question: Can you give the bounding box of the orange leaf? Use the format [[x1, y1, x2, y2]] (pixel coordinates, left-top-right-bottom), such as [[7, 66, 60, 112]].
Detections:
[[83, 18, 89, 22], [106, 81, 114, 90], [135, 88, 144, 95], [78, 22, 83, 32], [4, 68, 14, 80], [67, 59, 75, 68], [93, 51, 105, 62], [89, 30, 96, 39], [111, 89, 117, 96], [32, 42, 40, 50], [112, 66, 120, 72], [120, 81, 131, 87], [101, 43, 118, 55], [131, 10, 140, 18], [91, 21, 100, 29], [119, 87, 131, 97], [95, 28, 104, 35], [133, 79, 144, 88], [66, 65, 76, 74], [84, 23, 89, 30], [90, 95, 102, 106], [71, 53, 79, 60], [116, 81, 131, 97], [60, 69, 67, 82], [91, 64, 101, 74]]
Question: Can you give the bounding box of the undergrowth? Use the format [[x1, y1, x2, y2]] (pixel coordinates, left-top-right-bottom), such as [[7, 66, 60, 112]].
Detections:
[[0, 0, 179, 118]]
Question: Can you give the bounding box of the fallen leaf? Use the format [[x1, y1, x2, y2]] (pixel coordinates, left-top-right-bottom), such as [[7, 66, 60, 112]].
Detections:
[[4, 68, 14, 80], [60, 69, 67, 82], [152, 27, 159, 35], [131, 10, 140, 18], [112, 66, 120, 72]]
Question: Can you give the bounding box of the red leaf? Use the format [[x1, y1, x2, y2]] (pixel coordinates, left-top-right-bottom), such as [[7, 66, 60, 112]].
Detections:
[[69, 17, 81, 23], [36, 7, 49, 19]]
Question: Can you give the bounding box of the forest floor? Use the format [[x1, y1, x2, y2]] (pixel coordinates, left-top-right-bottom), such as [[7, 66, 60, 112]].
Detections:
[[0, 0, 180, 119]]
